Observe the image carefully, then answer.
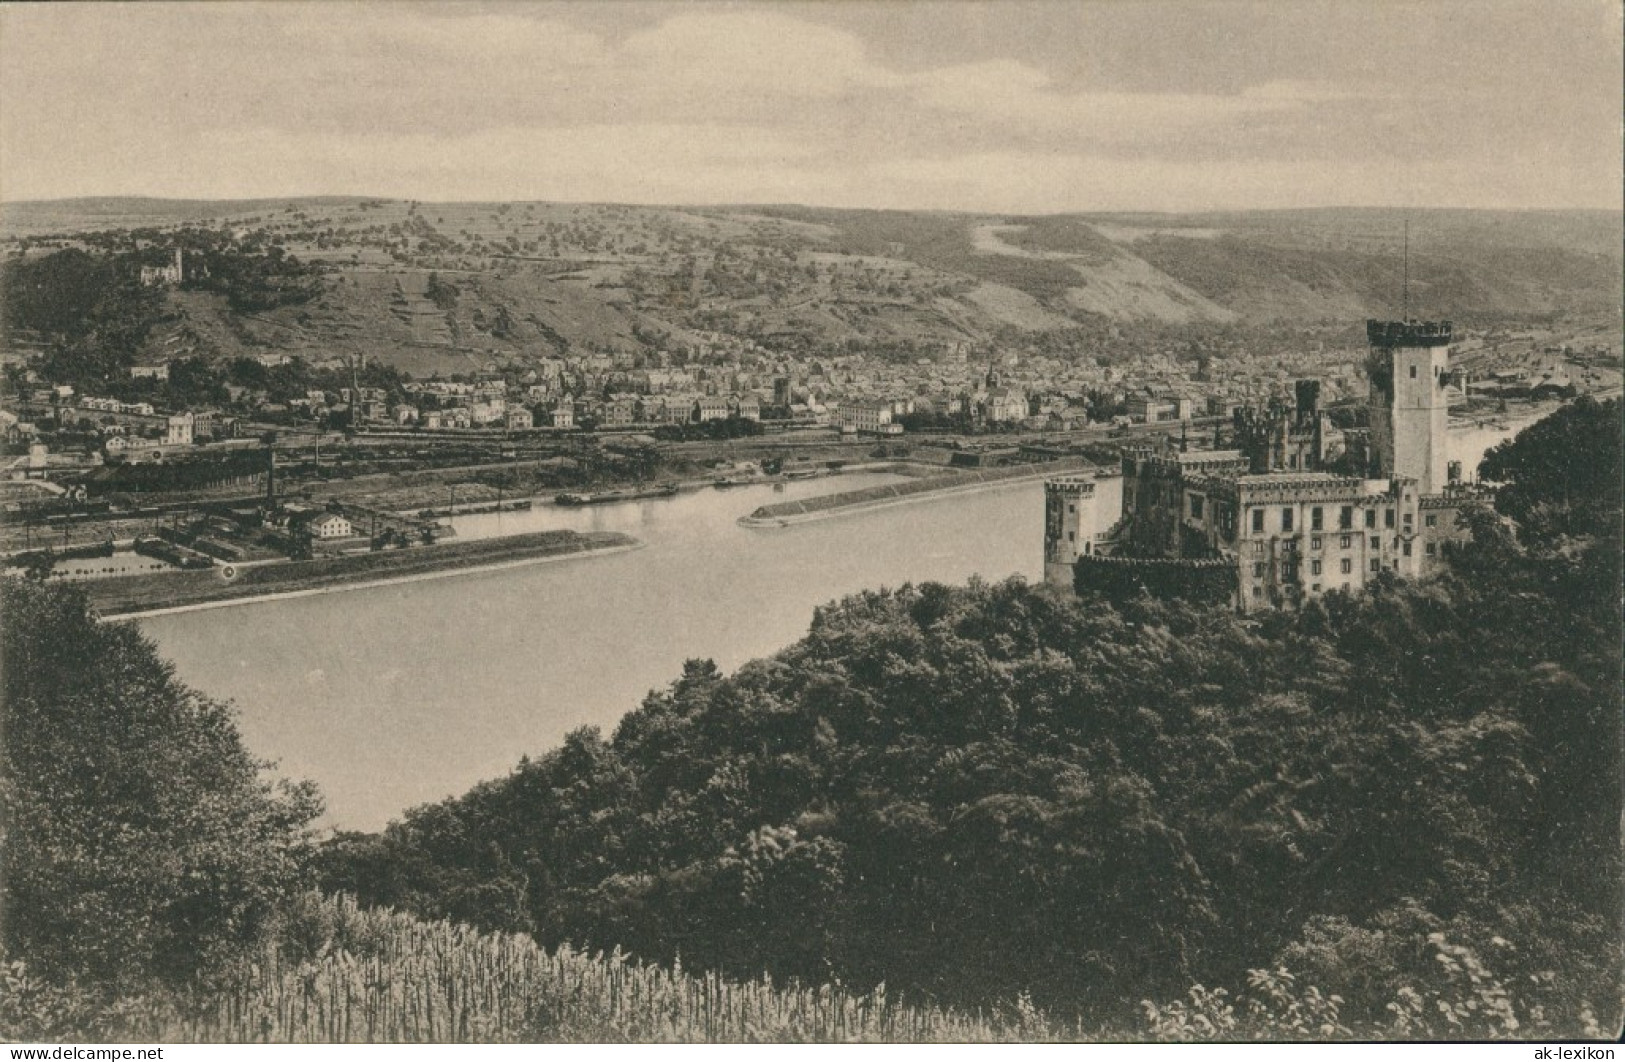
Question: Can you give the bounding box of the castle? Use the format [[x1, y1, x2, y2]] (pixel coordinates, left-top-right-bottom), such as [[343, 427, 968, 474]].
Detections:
[[140, 249, 184, 287], [1045, 319, 1480, 611]]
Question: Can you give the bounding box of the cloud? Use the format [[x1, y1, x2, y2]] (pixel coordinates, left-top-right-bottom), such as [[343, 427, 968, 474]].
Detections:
[[1, 3, 1618, 210]]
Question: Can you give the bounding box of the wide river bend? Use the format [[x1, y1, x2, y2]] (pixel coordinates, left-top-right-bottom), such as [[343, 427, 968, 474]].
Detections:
[[140, 421, 1530, 830]]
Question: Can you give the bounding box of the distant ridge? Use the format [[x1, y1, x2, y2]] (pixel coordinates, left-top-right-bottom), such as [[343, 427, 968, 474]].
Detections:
[[2, 199, 1617, 372]]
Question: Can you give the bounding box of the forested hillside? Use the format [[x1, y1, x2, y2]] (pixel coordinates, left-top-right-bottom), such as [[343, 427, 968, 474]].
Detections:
[[317, 398, 1623, 1037]]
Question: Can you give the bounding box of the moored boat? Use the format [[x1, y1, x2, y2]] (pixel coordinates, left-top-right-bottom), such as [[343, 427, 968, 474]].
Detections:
[[556, 483, 679, 505]]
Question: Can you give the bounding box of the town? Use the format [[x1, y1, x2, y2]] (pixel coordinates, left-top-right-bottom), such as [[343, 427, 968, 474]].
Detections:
[[1, 204, 1619, 612]]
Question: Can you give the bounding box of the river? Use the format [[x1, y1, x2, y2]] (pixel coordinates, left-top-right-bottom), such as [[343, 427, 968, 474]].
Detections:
[[139, 416, 1540, 831], [142, 472, 1046, 829]]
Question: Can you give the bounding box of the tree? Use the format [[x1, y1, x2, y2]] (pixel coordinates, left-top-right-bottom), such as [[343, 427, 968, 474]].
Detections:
[[1479, 396, 1622, 546], [1, 582, 323, 993]]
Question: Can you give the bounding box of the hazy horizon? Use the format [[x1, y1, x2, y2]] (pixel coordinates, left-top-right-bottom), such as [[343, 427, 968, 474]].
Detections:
[[5, 195, 1622, 218], [3, 2, 1620, 214]]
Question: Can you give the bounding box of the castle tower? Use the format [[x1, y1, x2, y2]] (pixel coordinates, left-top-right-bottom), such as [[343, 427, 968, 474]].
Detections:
[[1044, 472, 1123, 590], [1366, 319, 1451, 495]]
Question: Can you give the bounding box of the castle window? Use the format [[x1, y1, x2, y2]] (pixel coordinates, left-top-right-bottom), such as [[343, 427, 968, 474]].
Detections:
[[1311, 507, 1323, 531], [1365, 509, 1377, 529], [1403, 542, 1412, 557], [1251, 508, 1264, 533], [1281, 508, 1294, 532], [1409, 366, 1418, 379], [1341, 558, 1353, 574], [1253, 562, 1265, 577], [1384, 508, 1395, 529], [1340, 506, 1354, 529], [1252, 586, 1263, 598], [1190, 495, 1204, 519], [1068, 532, 1075, 542], [1312, 584, 1321, 592], [1253, 541, 1265, 554], [1371, 558, 1381, 572], [1311, 559, 1323, 576], [1403, 512, 1413, 527], [1425, 513, 1437, 528], [1340, 534, 1352, 549], [1370, 536, 1380, 549], [1311, 536, 1322, 550], [1282, 539, 1297, 553], [1426, 542, 1437, 556]]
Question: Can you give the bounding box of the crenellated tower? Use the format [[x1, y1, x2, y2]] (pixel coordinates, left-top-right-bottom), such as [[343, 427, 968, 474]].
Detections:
[[1366, 319, 1451, 495], [1044, 472, 1123, 590]]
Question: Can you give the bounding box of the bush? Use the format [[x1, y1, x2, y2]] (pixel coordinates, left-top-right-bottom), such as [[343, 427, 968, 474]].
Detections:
[[0, 581, 323, 993]]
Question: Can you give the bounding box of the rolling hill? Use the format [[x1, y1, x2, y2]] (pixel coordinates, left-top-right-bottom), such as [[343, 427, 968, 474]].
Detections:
[[2, 198, 1618, 373]]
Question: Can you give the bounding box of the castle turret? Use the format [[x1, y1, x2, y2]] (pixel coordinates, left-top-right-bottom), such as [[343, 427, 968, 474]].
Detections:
[[1367, 319, 1451, 495], [1045, 472, 1123, 590]]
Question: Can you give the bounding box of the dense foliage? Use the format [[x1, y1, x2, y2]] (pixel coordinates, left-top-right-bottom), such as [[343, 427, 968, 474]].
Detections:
[[1, 249, 166, 390], [317, 400, 1622, 1035], [1, 240, 320, 394], [1480, 395, 1623, 548], [0, 582, 322, 995]]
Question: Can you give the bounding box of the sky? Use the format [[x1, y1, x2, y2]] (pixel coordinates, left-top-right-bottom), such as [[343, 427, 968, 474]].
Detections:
[[2, 1, 1620, 213]]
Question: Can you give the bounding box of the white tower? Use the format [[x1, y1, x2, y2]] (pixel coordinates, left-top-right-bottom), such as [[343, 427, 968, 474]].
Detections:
[[1366, 320, 1450, 495]]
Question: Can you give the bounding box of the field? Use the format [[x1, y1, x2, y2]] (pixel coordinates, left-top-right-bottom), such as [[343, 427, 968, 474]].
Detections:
[[41, 895, 1074, 1043]]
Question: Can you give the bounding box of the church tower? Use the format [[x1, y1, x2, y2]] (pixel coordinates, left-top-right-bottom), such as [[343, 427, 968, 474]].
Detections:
[[1366, 319, 1450, 495]]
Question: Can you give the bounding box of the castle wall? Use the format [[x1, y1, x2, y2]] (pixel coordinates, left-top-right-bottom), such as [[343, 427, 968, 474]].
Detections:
[[1232, 475, 1425, 611], [1072, 553, 1237, 607], [1417, 492, 1481, 576]]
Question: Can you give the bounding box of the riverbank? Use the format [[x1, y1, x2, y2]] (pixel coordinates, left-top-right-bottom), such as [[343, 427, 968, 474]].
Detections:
[[93, 529, 639, 619], [739, 459, 1089, 528]]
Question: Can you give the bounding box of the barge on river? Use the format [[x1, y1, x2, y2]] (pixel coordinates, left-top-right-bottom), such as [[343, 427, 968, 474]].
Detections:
[[555, 483, 680, 506]]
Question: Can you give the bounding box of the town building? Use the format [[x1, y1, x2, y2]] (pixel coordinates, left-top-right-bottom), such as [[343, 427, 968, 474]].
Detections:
[[165, 413, 195, 446], [140, 249, 184, 287], [835, 402, 903, 435], [304, 512, 354, 539], [696, 397, 732, 422]]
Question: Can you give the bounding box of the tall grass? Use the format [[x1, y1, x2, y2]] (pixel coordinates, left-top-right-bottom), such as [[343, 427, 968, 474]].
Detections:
[[110, 895, 1073, 1043]]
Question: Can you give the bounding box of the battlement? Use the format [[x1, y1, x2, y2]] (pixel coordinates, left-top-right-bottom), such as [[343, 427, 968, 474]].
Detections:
[[1233, 473, 1402, 505], [1419, 485, 1492, 508], [1046, 474, 1104, 495], [1367, 319, 1452, 348], [1073, 552, 1237, 606]]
